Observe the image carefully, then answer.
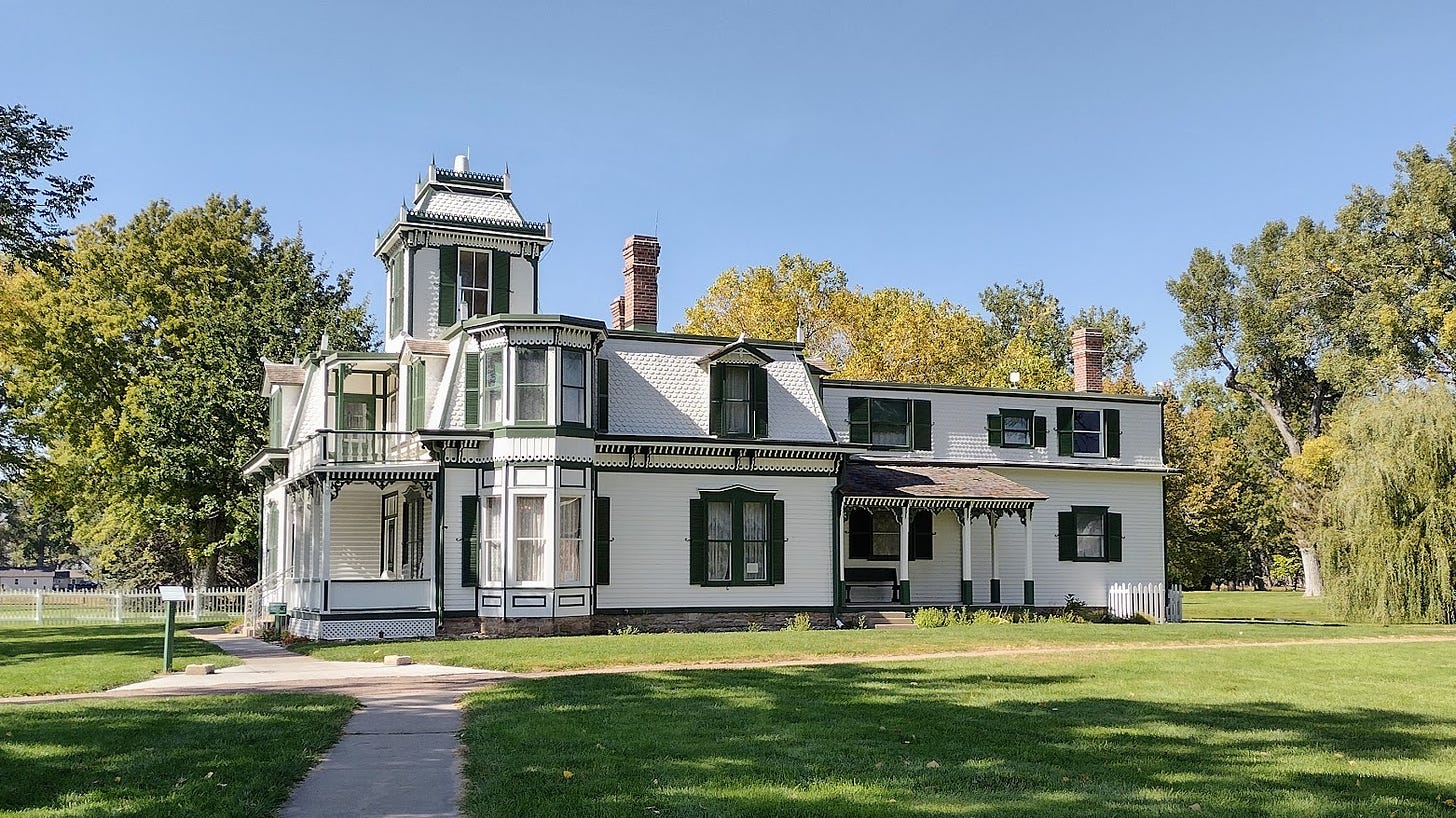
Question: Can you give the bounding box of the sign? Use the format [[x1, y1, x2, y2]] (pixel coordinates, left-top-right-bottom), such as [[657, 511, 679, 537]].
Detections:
[[268, 603, 287, 615], [159, 585, 188, 602]]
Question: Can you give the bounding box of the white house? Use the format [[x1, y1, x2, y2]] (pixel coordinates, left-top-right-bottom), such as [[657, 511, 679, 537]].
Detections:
[[243, 157, 1171, 640]]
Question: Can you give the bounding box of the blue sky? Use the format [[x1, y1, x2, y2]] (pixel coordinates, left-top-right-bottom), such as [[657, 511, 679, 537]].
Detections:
[[8, 1, 1456, 384]]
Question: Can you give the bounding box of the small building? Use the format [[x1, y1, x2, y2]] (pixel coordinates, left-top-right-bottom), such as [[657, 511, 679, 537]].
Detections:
[[244, 157, 1171, 640]]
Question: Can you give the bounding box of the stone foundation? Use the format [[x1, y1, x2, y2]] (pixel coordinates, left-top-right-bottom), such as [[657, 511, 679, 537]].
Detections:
[[442, 615, 594, 638], [591, 610, 833, 634]]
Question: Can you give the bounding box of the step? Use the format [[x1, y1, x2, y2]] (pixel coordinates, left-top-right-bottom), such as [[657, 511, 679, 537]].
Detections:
[[869, 622, 917, 630]]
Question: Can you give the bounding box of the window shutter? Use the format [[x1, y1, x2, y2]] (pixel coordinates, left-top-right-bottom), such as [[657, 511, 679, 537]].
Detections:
[[912, 400, 932, 451], [389, 255, 404, 336], [688, 498, 707, 584], [986, 413, 1003, 447], [1033, 415, 1047, 448], [847, 509, 872, 559], [270, 391, 282, 446], [910, 511, 933, 560], [1106, 512, 1123, 561], [1058, 511, 1076, 561], [267, 503, 279, 550], [848, 397, 870, 444], [408, 361, 425, 431], [769, 499, 785, 584], [596, 358, 610, 432], [461, 496, 479, 586], [707, 365, 723, 435], [463, 353, 480, 428], [438, 246, 458, 327], [594, 497, 611, 585], [490, 250, 511, 314], [1056, 406, 1074, 456], [1104, 408, 1121, 457], [752, 365, 770, 438]]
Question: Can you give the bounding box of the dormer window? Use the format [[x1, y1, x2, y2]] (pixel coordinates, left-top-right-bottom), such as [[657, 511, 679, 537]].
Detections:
[[723, 365, 753, 435], [703, 340, 771, 439]]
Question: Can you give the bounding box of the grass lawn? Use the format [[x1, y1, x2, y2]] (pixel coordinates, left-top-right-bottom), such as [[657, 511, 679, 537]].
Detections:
[[460, 640, 1456, 817], [1183, 590, 1333, 621], [0, 693, 355, 818], [0, 623, 241, 696], [296, 619, 1454, 674]]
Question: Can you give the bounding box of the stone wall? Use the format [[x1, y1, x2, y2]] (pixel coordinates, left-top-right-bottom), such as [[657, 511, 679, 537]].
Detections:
[[591, 610, 833, 634]]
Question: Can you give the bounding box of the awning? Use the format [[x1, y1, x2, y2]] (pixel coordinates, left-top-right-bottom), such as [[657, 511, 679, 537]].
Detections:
[[840, 461, 1046, 510]]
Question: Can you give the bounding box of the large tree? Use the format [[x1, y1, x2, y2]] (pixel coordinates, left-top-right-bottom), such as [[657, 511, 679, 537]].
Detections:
[[0, 105, 94, 264], [0, 196, 374, 587]]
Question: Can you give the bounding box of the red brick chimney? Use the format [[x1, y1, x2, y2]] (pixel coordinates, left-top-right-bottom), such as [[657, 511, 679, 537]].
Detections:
[[1072, 327, 1104, 392], [609, 295, 626, 331], [620, 235, 660, 332]]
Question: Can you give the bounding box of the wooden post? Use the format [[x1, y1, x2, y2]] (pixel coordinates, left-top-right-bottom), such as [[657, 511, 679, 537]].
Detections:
[[898, 504, 911, 605], [960, 508, 974, 604], [1023, 507, 1035, 606], [989, 514, 1000, 603]]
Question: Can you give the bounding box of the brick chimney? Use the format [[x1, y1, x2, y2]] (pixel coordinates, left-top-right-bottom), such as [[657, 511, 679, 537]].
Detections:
[[609, 295, 626, 331], [619, 234, 660, 332], [1071, 327, 1104, 392]]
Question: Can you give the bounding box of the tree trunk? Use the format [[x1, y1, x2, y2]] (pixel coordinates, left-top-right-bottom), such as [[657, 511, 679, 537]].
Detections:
[[1298, 544, 1323, 598]]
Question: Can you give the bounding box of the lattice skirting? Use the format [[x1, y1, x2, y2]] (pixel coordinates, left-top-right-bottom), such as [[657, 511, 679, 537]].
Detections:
[[289, 617, 320, 639], [318, 617, 436, 641]]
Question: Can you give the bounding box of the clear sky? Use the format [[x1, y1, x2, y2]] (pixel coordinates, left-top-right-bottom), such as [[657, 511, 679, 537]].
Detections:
[[8, 1, 1456, 384]]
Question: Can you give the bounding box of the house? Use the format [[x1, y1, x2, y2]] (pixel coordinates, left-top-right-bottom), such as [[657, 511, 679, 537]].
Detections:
[[243, 157, 1170, 640]]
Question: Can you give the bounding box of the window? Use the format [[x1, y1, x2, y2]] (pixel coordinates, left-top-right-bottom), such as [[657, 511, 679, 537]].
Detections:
[[847, 509, 932, 560], [561, 348, 586, 425], [515, 348, 547, 422], [1056, 407, 1121, 458], [987, 409, 1044, 449], [1073, 409, 1101, 456], [723, 365, 752, 435], [690, 489, 784, 586], [514, 496, 546, 583], [484, 350, 504, 424], [459, 249, 491, 319], [558, 496, 583, 584], [400, 491, 426, 579], [1057, 506, 1123, 562], [483, 496, 503, 584], [848, 397, 932, 450], [710, 363, 768, 438]]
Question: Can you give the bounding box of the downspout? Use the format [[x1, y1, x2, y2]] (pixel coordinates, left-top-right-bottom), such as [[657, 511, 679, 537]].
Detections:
[[434, 463, 445, 629]]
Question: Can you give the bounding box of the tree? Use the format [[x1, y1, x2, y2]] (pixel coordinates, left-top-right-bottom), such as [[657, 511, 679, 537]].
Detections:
[[0, 196, 374, 587], [979, 280, 1148, 383], [0, 105, 94, 264], [1315, 385, 1456, 623], [679, 255, 853, 367]]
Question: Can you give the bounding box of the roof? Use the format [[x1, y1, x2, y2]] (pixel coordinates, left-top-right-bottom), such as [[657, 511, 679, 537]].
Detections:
[[417, 189, 523, 224], [403, 338, 452, 357], [841, 461, 1047, 502], [696, 337, 772, 365], [262, 363, 306, 386]]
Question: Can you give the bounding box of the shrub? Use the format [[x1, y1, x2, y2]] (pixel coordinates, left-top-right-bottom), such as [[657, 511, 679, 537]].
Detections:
[[913, 607, 949, 628], [781, 612, 813, 631], [971, 608, 1011, 625], [609, 624, 641, 636]]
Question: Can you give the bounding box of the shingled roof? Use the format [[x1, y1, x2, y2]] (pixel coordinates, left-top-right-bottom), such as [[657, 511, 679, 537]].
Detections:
[[262, 362, 306, 386], [841, 461, 1046, 502]]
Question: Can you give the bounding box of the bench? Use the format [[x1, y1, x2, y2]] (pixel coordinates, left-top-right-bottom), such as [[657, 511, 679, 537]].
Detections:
[[843, 567, 899, 604]]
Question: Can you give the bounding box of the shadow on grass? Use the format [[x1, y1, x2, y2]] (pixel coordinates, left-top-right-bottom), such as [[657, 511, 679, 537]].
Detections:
[[0, 693, 355, 818], [0, 624, 224, 666], [461, 661, 1456, 818]]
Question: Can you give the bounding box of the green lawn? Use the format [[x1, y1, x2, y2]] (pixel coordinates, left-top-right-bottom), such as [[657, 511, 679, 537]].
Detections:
[[1182, 590, 1334, 621], [0, 693, 355, 818], [296, 620, 1452, 674], [460, 640, 1456, 817], [0, 623, 240, 696]]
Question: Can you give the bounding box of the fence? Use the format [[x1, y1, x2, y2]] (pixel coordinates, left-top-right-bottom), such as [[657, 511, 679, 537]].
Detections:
[[1107, 582, 1181, 623], [0, 587, 250, 624]]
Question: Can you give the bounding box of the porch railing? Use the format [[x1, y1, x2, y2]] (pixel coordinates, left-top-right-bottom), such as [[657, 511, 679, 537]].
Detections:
[[292, 429, 430, 468]]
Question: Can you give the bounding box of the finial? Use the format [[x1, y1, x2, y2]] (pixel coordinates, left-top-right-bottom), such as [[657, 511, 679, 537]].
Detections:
[[319, 332, 331, 352]]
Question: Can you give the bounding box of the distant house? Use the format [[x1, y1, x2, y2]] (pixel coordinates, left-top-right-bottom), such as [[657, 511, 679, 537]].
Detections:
[[0, 566, 93, 590], [244, 157, 1171, 640]]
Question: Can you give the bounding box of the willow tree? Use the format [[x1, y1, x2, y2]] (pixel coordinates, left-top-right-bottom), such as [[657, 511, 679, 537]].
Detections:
[[1317, 385, 1456, 623]]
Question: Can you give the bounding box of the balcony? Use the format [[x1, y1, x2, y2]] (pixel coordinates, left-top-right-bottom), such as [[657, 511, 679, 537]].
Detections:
[[292, 430, 432, 470]]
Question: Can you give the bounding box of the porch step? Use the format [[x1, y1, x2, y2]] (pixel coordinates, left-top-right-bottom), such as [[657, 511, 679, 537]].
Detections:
[[848, 611, 917, 630]]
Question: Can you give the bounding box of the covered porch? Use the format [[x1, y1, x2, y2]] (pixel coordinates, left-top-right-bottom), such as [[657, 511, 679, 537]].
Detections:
[[838, 462, 1047, 608]]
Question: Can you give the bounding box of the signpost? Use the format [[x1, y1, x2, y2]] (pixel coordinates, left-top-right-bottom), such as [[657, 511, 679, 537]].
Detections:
[[159, 585, 188, 672], [268, 602, 288, 638]]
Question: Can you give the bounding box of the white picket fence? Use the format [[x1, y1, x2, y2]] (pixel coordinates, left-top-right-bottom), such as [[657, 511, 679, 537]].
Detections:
[[1108, 582, 1182, 623], [0, 587, 249, 624]]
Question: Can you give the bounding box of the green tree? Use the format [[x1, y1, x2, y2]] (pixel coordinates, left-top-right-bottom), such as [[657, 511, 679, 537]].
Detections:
[[0, 105, 94, 264], [0, 196, 374, 587], [979, 280, 1148, 384]]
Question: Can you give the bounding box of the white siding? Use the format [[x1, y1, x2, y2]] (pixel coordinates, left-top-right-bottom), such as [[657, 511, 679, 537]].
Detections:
[[441, 467, 478, 611], [822, 385, 1164, 469], [329, 484, 381, 579], [596, 472, 837, 609], [412, 246, 441, 343], [508, 255, 535, 314], [909, 511, 962, 604]]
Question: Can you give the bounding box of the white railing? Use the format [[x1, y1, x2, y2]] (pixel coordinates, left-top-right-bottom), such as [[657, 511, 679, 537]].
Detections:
[[0, 587, 250, 624], [1107, 582, 1171, 623]]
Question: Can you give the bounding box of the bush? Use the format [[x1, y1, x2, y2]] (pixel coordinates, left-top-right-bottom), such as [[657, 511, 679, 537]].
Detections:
[[781, 612, 813, 632], [913, 607, 949, 628], [609, 624, 641, 636]]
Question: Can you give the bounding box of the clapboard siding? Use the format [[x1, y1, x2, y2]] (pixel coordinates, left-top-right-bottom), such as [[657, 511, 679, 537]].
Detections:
[[441, 467, 477, 611], [329, 484, 382, 579], [821, 385, 1164, 469], [596, 472, 836, 609]]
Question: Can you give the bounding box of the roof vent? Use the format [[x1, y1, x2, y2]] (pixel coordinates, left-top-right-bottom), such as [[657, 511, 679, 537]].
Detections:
[[453, 154, 469, 173]]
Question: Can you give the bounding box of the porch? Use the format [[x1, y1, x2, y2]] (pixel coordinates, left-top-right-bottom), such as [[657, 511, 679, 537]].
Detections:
[[838, 462, 1047, 608]]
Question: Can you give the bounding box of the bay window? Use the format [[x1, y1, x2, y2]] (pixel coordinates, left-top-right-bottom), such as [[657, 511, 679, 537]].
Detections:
[[558, 496, 583, 584], [561, 348, 587, 425], [513, 496, 546, 583], [515, 348, 547, 422]]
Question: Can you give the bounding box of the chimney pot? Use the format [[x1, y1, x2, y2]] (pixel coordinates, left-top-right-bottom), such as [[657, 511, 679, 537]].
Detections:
[[620, 235, 661, 332], [1071, 327, 1104, 392]]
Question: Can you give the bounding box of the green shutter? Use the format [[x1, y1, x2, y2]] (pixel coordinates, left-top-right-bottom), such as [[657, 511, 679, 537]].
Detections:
[[438, 246, 458, 327], [267, 503, 278, 550], [461, 496, 479, 586], [1056, 406, 1074, 456], [1058, 511, 1076, 561], [912, 399, 932, 450], [596, 358, 610, 432], [490, 250, 511, 314], [708, 365, 723, 435], [986, 413, 1003, 447], [1104, 408, 1121, 457], [270, 391, 282, 446], [769, 499, 785, 585], [463, 353, 480, 428], [389, 255, 404, 336], [752, 366, 769, 438], [408, 361, 425, 431], [848, 397, 870, 444], [1106, 512, 1123, 561], [594, 497, 611, 585], [1033, 415, 1047, 448], [688, 498, 707, 584]]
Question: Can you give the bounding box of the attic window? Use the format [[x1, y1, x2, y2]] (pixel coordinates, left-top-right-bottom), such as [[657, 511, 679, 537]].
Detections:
[[709, 363, 768, 439]]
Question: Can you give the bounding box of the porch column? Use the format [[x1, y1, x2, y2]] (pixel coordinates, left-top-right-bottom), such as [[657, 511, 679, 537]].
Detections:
[[837, 504, 848, 603], [959, 508, 973, 604], [1023, 506, 1035, 606], [989, 514, 1000, 603], [898, 503, 911, 605], [321, 483, 333, 613]]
